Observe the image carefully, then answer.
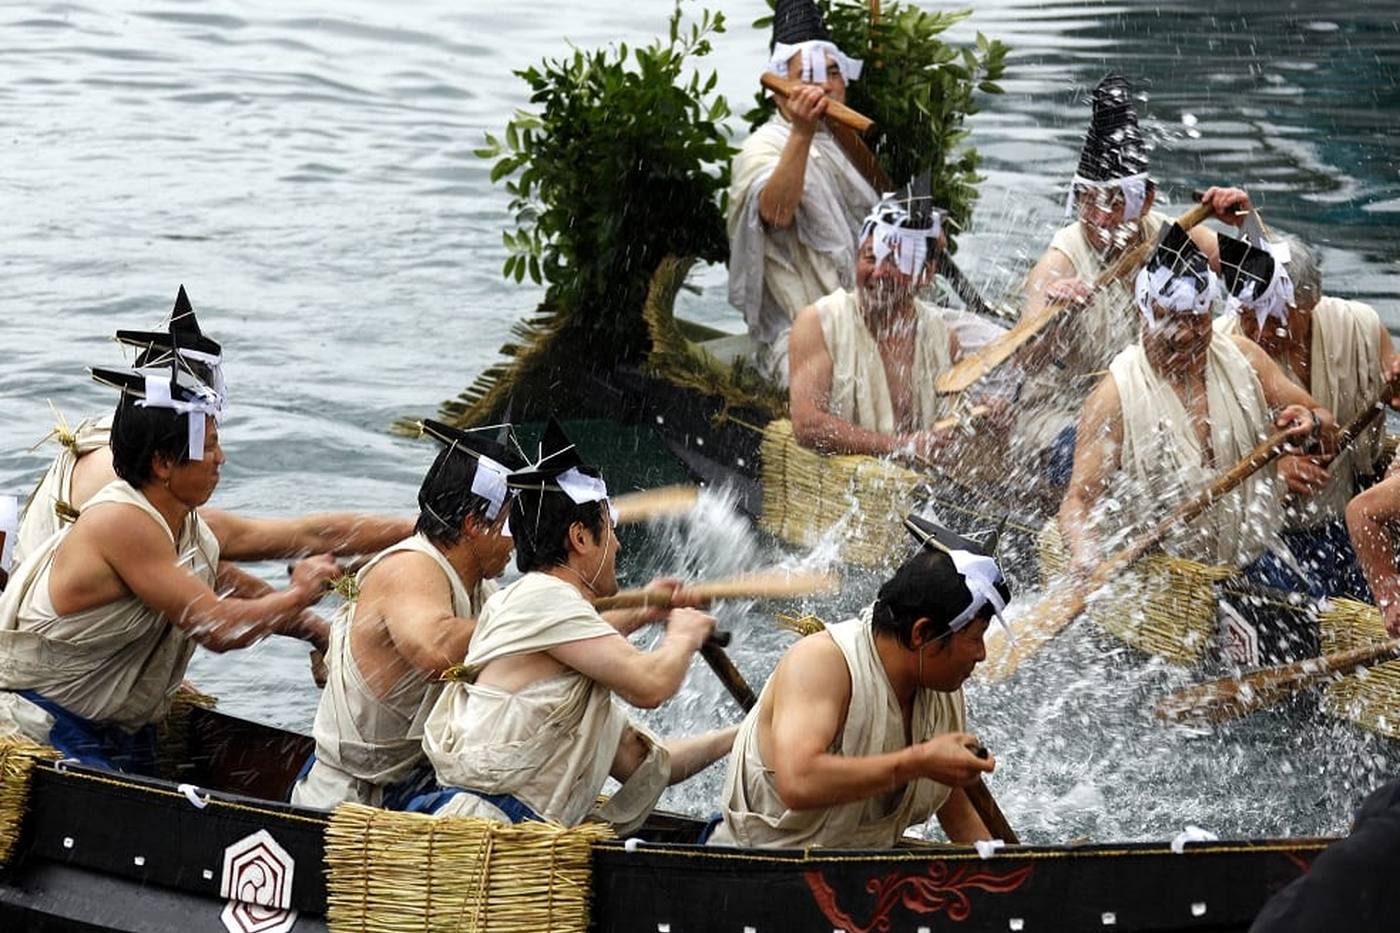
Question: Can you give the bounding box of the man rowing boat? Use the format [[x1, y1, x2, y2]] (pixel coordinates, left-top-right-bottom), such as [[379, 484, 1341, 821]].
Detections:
[[1012, 73, 1247, 484], [709, 515, 1004, 848], [0, 327, 408, 774], [412, 419, 736, 831], [1215, 230, 1395, 598], [290, 421, 523, 810], [788, 195, 1011, 464], [728, 0, 876, 385], [1059, 224, 1333, 582]]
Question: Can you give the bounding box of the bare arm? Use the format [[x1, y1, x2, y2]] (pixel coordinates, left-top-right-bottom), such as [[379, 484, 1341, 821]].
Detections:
[[788, 303, 909, 457], [1017, 248, 1087, 372], [205, 510, 413, 562], [374, 552, 477, 676], [548, 608, 716, 709], [764, 635, 992, 811], [1233, 335, 1337, 496], [608, 723, 740, 785], [1347, 476, 1400, 635], [1058, 376, 1124, 574], [756, 88, 825, 228], [215, 562, 330, 652], [66, 504, 336, 653], [935, 787, 992, 844]]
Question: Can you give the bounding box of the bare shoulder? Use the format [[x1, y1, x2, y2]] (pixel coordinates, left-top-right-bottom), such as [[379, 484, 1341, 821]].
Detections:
[[359, 549, 448, 601], [76, 497, 170, 547], [1083, 371, 1123, 420], [790, 302, 825, 340], [1229, 333, 1271, 369], [774, 630, 851, 698]]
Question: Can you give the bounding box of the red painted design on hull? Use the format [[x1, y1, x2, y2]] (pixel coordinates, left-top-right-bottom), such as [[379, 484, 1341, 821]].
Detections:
[[805, 861, 1033, 932]]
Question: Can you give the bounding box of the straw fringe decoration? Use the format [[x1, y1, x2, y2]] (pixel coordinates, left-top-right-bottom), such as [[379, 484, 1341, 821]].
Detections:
[[1318, 597, 1400, 739], [156, 683, 218, 781], [0, 735, 60, 867], [760, 419, 922, 568], [325, 803, 613, 933], [1037, 521, 1235, 664], [641, 255, 787, 422]]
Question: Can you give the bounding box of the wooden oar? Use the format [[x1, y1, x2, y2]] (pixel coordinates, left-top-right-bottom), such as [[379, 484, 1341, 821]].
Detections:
[[760, 72, 875, 134], [1154, 380, 1400, 725], [612, 484, 700, 525], [592, 567, 838, 612], [1155, 637, 1400, 727], [934, 201, 1216, 395], [978, 425, 1297, 683]]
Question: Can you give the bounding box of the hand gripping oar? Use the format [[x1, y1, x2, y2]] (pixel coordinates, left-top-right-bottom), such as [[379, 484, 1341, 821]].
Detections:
[[1155, 637, 1400, 727], [978, 424, 1298, 684], [776, 616, 1018, 843], [761, 71, 1002, 322], [1155, 382, 1400, 726], [935, 201, 1216, 395]]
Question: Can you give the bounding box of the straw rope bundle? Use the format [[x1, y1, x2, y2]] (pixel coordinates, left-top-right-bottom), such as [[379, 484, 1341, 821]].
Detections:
[[1037, 521, 1235, 664], [1317, 597, 1400, 739], [641, 255, 787, 422], [325, 803, 613, 933], [0, 735, 59, 867], [155, 683, 218, 781], [759, 419, 922, 567]]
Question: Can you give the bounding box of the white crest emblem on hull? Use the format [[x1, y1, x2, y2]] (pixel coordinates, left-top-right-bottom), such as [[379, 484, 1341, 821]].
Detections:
[[219, 829, 298, 933]]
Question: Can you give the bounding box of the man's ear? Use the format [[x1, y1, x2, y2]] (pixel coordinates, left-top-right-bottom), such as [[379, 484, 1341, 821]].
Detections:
[[150, 454, 175, 485], [911, 617, 935, 649]]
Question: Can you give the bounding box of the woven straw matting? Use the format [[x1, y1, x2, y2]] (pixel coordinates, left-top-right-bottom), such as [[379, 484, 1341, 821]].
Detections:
[[1318, 597, 1400, 739], [0, 734, 59, 867], [1037, 521, 1236, 664], [760, 419, 921, 567], [325, 803, 613, 933]]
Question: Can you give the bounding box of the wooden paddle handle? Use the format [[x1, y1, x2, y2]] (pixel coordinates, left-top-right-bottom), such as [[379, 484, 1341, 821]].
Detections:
[[760, 72, 875, 134], [592, 570, 837, 612], [935, 200, 1217, 395], [964, 776, 1019, 844], [702, 641, 759, 712]]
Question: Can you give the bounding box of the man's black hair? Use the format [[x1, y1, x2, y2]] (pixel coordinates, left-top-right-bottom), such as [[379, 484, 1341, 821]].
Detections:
[[508, 467, 607, 573], [414, 446, 496, 546], [109, 396, 193, 488], [871, 548, 1011, 650]]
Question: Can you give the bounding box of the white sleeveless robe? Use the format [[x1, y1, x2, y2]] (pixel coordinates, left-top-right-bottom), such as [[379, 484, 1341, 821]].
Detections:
[[815, 288, 955, 434], [709, 615, 965, 849], [0, 480, 214, 737], [729, 115, 878, 385], [1215, 296, 1384, 527], [291, 533, 496, 809], [1103, 336, 1282, 567], [420, 573, 670, 834]]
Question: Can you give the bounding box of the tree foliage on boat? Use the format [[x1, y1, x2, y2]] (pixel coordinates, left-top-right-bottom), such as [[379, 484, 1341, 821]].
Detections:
[[418, 2, 1009, 431]]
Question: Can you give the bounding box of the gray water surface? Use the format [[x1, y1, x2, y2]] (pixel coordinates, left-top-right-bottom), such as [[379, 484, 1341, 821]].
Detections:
[[4, 0, 1399, 842]]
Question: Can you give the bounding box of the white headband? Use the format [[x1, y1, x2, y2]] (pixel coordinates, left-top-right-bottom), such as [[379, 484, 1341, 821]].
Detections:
[[1134, 264, 1219, 331], [947, 548, 1010, 635], [469, 454, 511, 524], [134, 371, 225, 462], [1066, 172, 1149, 223], [1225, 218, 1296, 331], [860, 206, 942, 277], [556, 467, 618, 525], [768, 40, 862, 85]]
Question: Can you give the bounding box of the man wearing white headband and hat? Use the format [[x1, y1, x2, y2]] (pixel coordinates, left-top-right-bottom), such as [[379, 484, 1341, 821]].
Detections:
[[1013, 73, 1253, 485], [290, 421, 525, 811], [1059, 224, 1335, 584], [1211, 230, 1396, 600], [709, 514, 1005, 849], [728, 0, 877, 386], [788, 193, 1012, 463], [412, 418, 736, 831], [0, 338, 410, 774]]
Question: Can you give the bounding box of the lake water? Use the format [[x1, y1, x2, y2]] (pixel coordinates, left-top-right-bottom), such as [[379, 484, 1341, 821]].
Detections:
[[4, 0, 1399, 843]]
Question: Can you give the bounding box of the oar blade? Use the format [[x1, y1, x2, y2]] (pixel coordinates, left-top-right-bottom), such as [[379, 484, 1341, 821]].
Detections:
[[975, 586, 1086, 684]]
